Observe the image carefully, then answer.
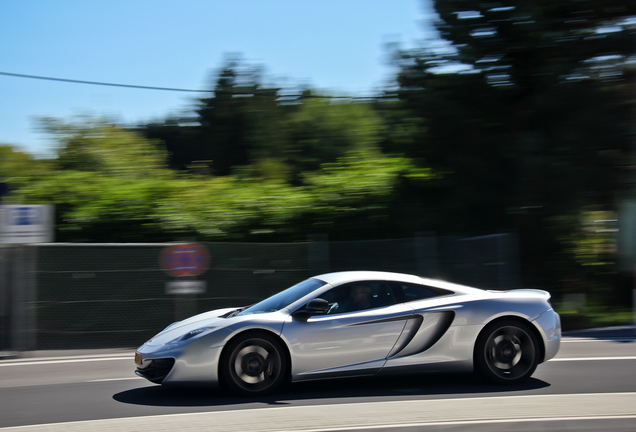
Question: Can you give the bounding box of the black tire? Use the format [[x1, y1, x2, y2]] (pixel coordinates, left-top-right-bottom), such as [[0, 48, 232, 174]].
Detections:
[[220, 332, 288, 396], [474, 319, 539, 385]]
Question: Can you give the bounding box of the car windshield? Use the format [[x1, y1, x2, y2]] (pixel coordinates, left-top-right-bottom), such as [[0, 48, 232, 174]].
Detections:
[[236, 278, 327, 316]]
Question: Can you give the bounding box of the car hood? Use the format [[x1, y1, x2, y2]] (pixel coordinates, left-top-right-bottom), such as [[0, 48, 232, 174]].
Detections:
[[144, 307, 238, 346]]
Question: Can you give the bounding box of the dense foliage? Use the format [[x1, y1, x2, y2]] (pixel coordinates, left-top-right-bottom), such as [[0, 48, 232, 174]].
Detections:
[[6, 117, 434, 242], [394, 0, 635, 295]]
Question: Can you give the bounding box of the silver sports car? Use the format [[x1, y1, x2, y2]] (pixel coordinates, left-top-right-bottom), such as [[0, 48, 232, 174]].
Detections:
[[135, 271, 561, 395]]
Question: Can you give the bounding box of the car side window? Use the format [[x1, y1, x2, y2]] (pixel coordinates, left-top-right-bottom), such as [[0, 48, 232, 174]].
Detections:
[[391, 282, 453, 303], [321, 281, 397, 314]]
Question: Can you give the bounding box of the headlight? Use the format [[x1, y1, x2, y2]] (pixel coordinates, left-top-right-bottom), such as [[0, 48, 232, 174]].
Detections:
[[170, 327, 214, 344], [180, 328, 206, 341]]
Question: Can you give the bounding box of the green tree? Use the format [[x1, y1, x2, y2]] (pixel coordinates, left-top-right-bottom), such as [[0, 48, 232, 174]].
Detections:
[[394, 0, 636, 293], [18, 171, 176, 241], [432, 1, 636, 92], [302, 151, 437, 239], [11, 116, 441, 243], [407, 0, 636, 219], [15, 119, 176, 241], [196, 60, 289, 175], [283, 98, 386, 182], [154, 150, 436, 241], [0, 144, 54, 192], [40, 117, 169, 178], [144, 61, 390, 181], [142, 117, 201, 171]]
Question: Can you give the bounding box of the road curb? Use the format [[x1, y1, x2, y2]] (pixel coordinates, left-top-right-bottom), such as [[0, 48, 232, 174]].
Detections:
[[1, 393, 635, 432]]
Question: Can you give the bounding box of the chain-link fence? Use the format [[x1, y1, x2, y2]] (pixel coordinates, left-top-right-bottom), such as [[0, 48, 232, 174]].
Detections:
[[0, 233, 519, 351]]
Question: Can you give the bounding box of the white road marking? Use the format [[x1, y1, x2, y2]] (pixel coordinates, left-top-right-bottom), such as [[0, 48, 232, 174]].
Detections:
[[562, 337, 636, 343], [7, 353, 134, 361], [87, 377, 143, 382], [301, 415, 636, 431], [549, 356, 636, 362], [0, 357, 132, 367]]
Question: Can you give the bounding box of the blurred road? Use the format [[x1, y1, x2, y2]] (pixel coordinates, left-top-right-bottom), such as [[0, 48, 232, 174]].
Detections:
[[0, 327, 635, 431]]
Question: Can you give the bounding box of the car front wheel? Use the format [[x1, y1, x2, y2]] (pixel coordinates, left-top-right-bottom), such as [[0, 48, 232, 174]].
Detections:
[[221, 333, 288, 396], [475, 319, 539, 384]]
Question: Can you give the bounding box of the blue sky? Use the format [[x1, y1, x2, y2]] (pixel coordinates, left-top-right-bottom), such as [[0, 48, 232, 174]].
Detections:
[[1, 0, 437, 157]]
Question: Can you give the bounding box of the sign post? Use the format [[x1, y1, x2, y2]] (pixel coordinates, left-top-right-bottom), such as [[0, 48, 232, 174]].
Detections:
[[0, 205, 52, 352], [160, 242, 210, 294], [160, 243, 211, 320], [0, 205, 54, 244]]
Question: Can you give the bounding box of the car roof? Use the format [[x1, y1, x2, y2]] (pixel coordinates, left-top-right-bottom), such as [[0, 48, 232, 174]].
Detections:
[[312, 271, 481, 295], [313, 271, 427, 286]]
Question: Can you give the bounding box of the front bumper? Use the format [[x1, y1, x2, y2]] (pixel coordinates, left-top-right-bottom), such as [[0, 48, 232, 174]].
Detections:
[[135, 341, 225, 386], [135, 357, 176, 384]]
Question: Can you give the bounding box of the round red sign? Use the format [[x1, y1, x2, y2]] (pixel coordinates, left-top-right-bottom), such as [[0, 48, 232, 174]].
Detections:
[[160, 243, 210, 277]]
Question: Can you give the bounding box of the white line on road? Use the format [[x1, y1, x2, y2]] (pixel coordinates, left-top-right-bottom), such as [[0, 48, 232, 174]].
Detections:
[[549, 356, 636, 362], [87, 377, 143, 382], [300, 415, 636, 431], [0, 357, 132, 367], [562, 338, 636, 343], [7, 353, 133, 361]]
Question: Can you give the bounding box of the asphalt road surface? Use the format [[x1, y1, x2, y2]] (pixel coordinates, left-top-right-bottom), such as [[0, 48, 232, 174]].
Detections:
[[0, 327, 635, 431]]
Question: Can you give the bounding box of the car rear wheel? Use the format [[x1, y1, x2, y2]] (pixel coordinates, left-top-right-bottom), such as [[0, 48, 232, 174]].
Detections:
[[221, 333, 288, 396], [475, 319, 539, 384]]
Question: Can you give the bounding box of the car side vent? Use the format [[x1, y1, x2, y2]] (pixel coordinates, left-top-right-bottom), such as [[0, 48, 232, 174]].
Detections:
[[388, 311, 455, 358]]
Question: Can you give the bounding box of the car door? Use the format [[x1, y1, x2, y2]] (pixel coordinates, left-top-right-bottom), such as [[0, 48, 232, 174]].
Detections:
[[281, 280, 415, 380]]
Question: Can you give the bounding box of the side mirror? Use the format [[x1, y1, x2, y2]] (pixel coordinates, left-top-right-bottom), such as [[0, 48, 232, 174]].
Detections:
[[305, 298, 329, 314], [293, 298, 329, 319]]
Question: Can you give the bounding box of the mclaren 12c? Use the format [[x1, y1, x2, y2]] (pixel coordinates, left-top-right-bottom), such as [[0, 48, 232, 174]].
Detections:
[[135, 271, 561, 395]]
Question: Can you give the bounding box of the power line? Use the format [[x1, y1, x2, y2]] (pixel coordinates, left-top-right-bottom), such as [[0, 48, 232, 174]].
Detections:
[[0, 70, 388, 100], [0, 71, 210, 93]]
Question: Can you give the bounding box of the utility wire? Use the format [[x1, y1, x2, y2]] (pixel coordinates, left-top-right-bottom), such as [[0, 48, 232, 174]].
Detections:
[[0, 71, 386, 99], [0, 71, 210, 93]]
